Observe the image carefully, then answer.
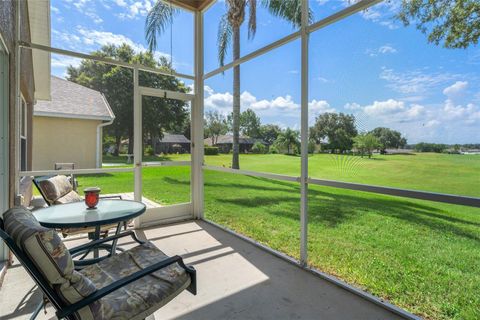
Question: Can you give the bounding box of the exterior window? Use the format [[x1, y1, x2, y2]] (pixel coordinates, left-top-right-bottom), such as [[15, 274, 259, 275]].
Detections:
[[20, 95, 27, 171]]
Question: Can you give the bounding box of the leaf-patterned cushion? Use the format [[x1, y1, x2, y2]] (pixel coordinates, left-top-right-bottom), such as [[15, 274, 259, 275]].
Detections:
[[79, 241, 191, 320], [38, 175, 74, 203], [3, 207, 97, 315], [55, 190, 83, 204]]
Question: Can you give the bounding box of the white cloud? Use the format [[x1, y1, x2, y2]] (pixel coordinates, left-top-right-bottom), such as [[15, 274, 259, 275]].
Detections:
[[359, 1, 401, 30], [115, 0, 154, 20], [203, 87, 335, 117], [378, 45, 397, 54], [366, 45, 397, 57], [51, 6, 60, 14], [51, 55, 82, 68], [380, 67, 458, 96], [356, 99, 426, 123], [75, 27, 170, 60], [344, 102, 362, 110], [316, 76, 330, 83], [443, 99, 480, 123], [309, 100, 335, 114], [364, 99, 405, 116], [84, 11, 103, 24], [443, 81, 468, 98], [114, 0, 128, 7]]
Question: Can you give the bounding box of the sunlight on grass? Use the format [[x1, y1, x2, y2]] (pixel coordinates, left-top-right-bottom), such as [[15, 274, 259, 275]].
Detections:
[[92, 152, 480, 319]]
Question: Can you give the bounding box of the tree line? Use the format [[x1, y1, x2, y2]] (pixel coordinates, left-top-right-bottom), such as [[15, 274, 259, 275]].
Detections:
[[205, 109, 408, 157]]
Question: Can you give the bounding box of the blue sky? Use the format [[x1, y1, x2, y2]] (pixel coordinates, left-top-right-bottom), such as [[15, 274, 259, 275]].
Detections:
[[50, 0, 480, 144]]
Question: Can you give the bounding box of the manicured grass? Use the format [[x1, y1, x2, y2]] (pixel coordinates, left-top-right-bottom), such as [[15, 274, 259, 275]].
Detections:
[[81, 152, 479, 319]]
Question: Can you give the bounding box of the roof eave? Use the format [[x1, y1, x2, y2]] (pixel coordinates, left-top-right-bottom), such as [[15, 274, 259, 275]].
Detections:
[[33, 110, 113, 121]]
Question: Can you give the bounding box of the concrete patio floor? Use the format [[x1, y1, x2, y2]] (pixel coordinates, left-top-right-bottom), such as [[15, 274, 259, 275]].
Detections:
[[0, 220, 405, 320]]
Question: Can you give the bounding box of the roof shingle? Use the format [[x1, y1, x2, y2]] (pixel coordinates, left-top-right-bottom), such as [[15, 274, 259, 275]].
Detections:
[[34, 76, 114, 121]]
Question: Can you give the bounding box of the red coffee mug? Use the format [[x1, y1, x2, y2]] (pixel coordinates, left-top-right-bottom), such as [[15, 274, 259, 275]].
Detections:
[[84, 187, 101, 209]]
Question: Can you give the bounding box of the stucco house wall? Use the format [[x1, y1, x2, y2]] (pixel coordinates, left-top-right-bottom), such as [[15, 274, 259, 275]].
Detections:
[[0, 0, 35, 206], [32, 117, 102, 170]]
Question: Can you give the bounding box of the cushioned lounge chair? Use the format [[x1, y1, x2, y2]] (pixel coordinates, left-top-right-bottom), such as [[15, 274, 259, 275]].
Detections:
[[0, 207, 196, 320]]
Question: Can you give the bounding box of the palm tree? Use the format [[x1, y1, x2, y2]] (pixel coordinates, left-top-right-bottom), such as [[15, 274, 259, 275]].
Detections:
[[276, 128, 300, 155], [145, 0, 310, 169]]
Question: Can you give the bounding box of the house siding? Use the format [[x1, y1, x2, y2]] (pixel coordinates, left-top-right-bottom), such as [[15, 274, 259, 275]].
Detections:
[[0, 0, 35, 206], [32, 117, 101, 170]]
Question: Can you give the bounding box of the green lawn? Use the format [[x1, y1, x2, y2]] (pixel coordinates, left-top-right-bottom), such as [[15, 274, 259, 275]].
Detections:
[[79, 152, 480, 319]]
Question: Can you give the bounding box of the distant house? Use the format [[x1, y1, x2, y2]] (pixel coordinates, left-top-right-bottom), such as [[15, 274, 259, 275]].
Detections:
[[33, 76, 115, 169], [383, 148, 414, 155], [155, 134, 191, 154], [204, 135, 267, 153]]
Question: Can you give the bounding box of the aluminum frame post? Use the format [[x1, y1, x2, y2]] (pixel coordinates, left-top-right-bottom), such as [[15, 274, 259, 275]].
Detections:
[[300, 0, 309, 266], [192, 11, 205, 219], [133, 67, 142, 204]]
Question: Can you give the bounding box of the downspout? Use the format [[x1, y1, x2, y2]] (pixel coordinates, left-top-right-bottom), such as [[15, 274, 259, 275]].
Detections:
[[96, 94, 115, 168]]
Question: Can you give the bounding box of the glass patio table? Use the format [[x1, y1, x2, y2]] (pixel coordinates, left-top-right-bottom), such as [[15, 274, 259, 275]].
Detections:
[[33, 199, 146, 264]]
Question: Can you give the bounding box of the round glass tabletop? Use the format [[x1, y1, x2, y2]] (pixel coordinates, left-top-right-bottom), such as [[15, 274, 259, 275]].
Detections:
[[33, 199, 146, 228]]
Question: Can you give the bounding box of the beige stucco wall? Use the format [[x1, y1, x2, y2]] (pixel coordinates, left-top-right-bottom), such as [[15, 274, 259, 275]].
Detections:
[[32, 116, 100, 170]]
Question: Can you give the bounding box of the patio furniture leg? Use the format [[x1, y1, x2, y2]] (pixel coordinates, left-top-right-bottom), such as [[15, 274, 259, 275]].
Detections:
[[93, 226, 101, 258], [30, 297, 46, 320], [110, 222, 123, 255]]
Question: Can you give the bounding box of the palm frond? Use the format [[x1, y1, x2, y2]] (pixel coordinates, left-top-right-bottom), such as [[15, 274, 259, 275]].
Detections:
[[217, 13, 233, 67], [261, 0, 313, 28], [145, 1, 178, 52], [248, 0, 257, 39]]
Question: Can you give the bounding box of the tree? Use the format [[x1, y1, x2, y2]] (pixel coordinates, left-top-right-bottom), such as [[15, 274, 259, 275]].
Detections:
[[146, 0, 310, 169], [259, 124, 282, 145], [274, 128, 300, 155], [353, 133, 380, 158], [227, 108, 261, 138], [251, 141, 267, 154], [398, 0, 480, 49], [67, 44, 189, 155], [204, 111, 228, 145], [310, 112, 357, 153], [369, 127, 407, 154]]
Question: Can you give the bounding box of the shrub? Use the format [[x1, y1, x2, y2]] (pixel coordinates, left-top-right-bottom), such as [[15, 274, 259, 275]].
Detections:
[[144, 146, 154, 156], [205, 147, 219, 155], [268, 145, 279, 154], [252, 142, 267, 154]]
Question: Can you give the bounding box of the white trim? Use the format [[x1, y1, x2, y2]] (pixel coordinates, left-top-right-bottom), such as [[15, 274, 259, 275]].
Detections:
[[0, 38, 9, 261], [133, 67, 142, 206], [138, 86, 195, 101], [14, 0, 21, 205], [299, 0, 309, 265], [33, 111, 114, 121], [19, 41, 195, 81], [141, 161, 191, 167], [192, 11, 205, 219], [138, 203, 193, 227], [19, 167, 134, 177]]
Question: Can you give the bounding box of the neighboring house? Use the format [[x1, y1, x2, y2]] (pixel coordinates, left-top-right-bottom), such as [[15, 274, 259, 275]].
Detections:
[[155, 134, 191, 154], [32, 76, 115, 170], [204, 135, 266, 153]]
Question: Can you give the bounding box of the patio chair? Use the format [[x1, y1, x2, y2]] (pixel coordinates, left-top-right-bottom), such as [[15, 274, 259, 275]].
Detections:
[[0, 207, 197, 320], [33, 175, 126, 238]]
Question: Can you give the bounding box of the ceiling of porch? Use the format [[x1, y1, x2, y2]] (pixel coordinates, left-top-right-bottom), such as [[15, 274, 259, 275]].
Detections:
[[170, 0, 216, 11]]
